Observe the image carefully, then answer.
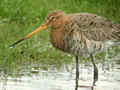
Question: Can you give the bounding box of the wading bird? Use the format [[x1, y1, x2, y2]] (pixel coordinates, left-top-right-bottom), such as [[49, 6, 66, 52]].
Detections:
[[10, 10, 120, 89]]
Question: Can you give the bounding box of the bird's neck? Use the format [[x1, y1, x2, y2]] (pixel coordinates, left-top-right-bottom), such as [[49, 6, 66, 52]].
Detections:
[[50, 27, 67, 52]]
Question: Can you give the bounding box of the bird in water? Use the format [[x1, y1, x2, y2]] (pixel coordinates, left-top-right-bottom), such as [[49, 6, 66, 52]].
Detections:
[[10, 10, 120, 89]]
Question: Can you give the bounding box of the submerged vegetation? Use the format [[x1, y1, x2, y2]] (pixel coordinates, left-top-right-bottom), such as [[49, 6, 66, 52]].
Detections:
[[0, 0, 120, 74]]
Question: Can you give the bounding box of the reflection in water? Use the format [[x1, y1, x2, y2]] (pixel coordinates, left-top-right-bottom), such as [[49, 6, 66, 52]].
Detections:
[[0, 60, 120, 90]]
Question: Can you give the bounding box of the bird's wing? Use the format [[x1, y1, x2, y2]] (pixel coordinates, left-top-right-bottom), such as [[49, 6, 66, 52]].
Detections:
[[65, 13, 120, 41]]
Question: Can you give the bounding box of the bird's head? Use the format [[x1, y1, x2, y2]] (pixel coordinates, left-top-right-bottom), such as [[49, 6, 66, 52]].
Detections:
[[9, 10, 65, 48], [44, 10, 65, 28]]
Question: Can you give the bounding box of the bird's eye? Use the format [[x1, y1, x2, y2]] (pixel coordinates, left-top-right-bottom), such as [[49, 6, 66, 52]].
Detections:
[[49, 16, 56, 21]]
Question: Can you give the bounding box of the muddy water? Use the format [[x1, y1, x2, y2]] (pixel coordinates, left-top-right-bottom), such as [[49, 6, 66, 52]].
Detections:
[[0, 60, 120, 90]]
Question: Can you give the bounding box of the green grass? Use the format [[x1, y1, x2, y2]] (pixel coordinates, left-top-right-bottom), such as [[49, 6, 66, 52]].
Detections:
[[0, 0, 120, 74]]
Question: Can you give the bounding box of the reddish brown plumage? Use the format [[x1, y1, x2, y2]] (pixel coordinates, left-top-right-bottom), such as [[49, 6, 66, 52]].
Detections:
[[50, 28, 66, 51], [49, 12, 69, 52]]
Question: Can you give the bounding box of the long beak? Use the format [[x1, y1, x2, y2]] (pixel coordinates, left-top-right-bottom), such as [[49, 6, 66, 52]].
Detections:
[[9, 24, 47, 48]]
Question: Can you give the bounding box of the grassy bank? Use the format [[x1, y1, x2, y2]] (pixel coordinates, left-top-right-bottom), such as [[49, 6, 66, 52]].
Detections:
[[0, 0, 120, 73]]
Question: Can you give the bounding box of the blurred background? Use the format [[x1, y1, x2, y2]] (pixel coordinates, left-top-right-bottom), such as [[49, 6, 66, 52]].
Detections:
[[0, 0, 120, 90]]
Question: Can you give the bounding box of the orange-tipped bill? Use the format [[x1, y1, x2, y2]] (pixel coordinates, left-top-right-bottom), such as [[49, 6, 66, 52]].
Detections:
[[9, 24, 47, 48]]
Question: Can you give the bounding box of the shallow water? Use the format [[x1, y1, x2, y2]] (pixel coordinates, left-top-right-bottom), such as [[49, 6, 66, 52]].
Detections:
[[0, 59, 120, 90]]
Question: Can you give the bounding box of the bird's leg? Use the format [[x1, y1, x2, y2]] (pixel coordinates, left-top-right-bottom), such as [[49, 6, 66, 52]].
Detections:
[[90, 54, 98, 86], [75, 56, 79, 90]]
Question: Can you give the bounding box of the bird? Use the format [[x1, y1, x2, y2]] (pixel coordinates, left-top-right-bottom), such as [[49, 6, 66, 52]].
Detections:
[[9, 10, 120, 90]]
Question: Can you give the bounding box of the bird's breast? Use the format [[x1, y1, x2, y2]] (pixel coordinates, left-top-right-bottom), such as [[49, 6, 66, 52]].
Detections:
[[49, 28, 88, 55], [50, 29, 66, 52], [50, 28, 105, 57]]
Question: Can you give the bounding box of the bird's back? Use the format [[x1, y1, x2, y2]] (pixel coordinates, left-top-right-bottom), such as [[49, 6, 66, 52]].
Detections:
[[63, 13, 120, 56]]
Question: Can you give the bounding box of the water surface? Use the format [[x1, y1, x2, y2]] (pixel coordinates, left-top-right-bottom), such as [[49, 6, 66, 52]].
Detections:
[[0, 59, 120, 90]]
